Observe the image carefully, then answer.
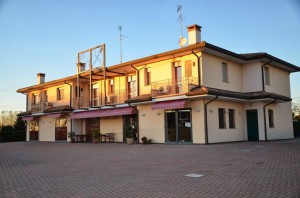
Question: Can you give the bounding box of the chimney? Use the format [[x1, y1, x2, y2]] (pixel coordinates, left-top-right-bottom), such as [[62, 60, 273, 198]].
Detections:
[[37, 73, 45, 84], [187, 24, 202, 45], [77, 62, 86, 73]]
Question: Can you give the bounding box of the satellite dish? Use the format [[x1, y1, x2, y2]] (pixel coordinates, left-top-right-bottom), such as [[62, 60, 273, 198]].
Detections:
[[179, 36, 187, 48]]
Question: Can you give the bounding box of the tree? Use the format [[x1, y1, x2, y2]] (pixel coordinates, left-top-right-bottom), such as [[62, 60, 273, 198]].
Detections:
[[14, 117, 26, 132], [292, 103, 300, 120]]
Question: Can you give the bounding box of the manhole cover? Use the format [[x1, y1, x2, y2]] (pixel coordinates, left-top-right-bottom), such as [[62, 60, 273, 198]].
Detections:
[[185, 173, 204, 178]]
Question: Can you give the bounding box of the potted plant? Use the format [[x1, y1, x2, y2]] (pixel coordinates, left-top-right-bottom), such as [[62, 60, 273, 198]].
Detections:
[[67, 131, 76, 143], [126, 125, 134, 145], [92, 130, 101, 144]]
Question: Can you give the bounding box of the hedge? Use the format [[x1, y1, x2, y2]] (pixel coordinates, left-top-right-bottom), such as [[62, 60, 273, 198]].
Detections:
[[0, 131, 26, 142]]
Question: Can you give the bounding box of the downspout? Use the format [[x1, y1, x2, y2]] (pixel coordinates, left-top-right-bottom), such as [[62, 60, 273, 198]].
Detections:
[[192, 50, 202, 86], [261, 60, 272, 92], [64, 81, 73, 133], [130, 64, 140, 96], [204, 96, 218, 144], [263, 99, 277, 141]]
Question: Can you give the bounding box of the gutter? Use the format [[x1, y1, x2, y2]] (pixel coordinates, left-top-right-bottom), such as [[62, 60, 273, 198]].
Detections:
[[204, 95, 218, 144], [261, 60, 272, 91], [192, 50, 202, 87], [263, 99, 277, 141]]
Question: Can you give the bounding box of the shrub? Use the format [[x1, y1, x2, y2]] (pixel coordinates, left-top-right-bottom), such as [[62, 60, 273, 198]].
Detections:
[[141, 136, 152, 144], [0, 131, 26, 142]]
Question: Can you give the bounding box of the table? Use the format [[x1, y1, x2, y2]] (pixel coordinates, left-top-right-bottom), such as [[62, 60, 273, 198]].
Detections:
[[76, 135, 87, 143]]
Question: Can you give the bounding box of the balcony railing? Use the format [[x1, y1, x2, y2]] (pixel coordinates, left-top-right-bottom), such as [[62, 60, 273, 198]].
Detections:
[[30, 102, 53, 112], [151, 76, 198, 97]]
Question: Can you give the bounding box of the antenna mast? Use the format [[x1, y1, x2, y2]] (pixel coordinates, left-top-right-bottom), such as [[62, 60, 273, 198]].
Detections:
[[177, 5, 187, 48], [118, 26, 123, 64], [177, 5, 183, 37]]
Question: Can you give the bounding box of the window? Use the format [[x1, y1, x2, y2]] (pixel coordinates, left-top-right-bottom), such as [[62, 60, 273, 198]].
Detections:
[[264, 67, 270, 85], [44, 91, 48, 102], [109, 80, 114, 94], [75, 86, 81, 97], [229, 109, 235, 128], [144, 68, 151, 86], [32, 93, 38, 104], [57, 88, 64, 100], [218, 108, 226, 129], [222, 62, 228, 82], [185, 60, 192, 77], [268, 109, 274, 128]]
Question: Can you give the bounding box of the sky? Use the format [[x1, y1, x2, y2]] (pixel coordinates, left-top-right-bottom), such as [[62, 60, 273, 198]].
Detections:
[[0, 0, 300, 112]]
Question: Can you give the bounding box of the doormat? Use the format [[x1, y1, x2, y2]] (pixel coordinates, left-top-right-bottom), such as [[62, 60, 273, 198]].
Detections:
[[185, 173, 204, 178]]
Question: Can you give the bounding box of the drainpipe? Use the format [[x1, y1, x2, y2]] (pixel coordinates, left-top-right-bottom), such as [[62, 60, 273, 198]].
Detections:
[[204, 96, 218, 144], [192, 50, 202, 86], [263, 99, 277, 141], [130, 64, 140, 96], [261, 60, 272, 91], [64, 81, 73, 133]]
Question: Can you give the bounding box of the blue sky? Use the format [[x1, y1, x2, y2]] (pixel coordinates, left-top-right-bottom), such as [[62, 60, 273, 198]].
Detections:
[[0, 0, 300, 111]]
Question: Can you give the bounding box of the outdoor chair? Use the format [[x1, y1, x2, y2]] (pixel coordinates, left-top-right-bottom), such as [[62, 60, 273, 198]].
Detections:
[[105, 133, 114, 142]]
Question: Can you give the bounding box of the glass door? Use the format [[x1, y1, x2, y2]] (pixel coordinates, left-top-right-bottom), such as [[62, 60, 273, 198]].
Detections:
[[165, 109, 191, 143]]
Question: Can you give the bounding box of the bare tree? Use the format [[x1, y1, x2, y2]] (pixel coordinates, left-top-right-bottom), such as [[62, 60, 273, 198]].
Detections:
[[292, 103, 300, 119]]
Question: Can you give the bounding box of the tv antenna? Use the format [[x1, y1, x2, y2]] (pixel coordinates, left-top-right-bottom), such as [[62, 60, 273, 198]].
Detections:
[[177, 5, 187, 48], [118, 26, 128, 64]]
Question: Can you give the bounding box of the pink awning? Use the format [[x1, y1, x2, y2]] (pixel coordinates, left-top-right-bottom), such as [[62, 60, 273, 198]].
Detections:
[[47, 113, 61, 118], [152, 100, 187, 110], [22, 116, 34, 121], [71, 107, 137, 119]]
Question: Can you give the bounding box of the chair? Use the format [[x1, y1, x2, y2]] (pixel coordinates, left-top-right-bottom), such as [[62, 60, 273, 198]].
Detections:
[[105, 133, 114, 142]]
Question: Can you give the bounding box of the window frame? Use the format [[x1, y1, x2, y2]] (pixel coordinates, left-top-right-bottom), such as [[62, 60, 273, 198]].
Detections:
[[264, 66, 270, 85], [218, 108, 226, 129], [268, 109, 274, 128], [222, 62, 229, 82], [57, 88, 64, 101], [229, 109, 236, 129], [144, 68, 151, 86]]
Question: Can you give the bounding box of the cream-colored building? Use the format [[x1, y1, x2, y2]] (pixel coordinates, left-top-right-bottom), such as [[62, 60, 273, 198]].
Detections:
[[17, 24, 300, 144]]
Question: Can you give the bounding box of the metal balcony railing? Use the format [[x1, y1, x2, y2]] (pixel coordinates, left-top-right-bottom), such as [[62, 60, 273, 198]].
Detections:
[[30, 102, 53, 112], [151, 76, 198, 97]]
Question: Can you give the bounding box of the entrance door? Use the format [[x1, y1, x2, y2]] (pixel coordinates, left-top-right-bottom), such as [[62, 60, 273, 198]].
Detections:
[[29, 121, 39, 140], [166, 109, 192, 143], [55, 118, 67, 141], [86, 118, 100, 142], [123, 115, 138, 142], [246, 110, 259, 141]]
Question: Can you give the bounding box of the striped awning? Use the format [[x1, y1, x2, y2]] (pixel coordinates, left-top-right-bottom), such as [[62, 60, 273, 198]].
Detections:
[[71, 107, 137, 119], [152, 100, 187, 110]]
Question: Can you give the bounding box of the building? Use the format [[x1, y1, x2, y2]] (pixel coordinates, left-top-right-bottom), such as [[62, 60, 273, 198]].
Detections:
[[17, 24, 300, 144]]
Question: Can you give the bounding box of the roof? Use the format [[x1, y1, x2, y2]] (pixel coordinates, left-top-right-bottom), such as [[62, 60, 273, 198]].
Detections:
[[17, 41, 300, 93], [187, 86, 291, 102]]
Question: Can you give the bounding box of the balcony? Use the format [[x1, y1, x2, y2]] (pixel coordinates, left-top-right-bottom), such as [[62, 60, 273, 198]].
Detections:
[[151, 76, 198, 97], [73, 89, 129, 109]]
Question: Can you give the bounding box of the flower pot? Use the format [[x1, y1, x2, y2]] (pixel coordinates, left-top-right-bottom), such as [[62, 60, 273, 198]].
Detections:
[[126, 138, 134, 145], [93, 138, 99, 144]]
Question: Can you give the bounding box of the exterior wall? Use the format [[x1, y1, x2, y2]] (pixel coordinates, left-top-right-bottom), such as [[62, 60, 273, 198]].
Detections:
[[266, 102, 294, 140], [138, 104, 165, 143], [264, 65, 291, 97], [138, 54, 199, 95], [244, 102, 265, 140], [202, 53, 243, 92], [100, 117, 123, 142], [207, 100, 245, 143], [242, 62, 262, 92], [38, 116, 56, 141], [186, 100, 205, 144]]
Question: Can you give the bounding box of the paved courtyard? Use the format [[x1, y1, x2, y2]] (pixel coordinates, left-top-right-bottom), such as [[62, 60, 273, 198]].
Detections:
[[1, 139, 300, 198]]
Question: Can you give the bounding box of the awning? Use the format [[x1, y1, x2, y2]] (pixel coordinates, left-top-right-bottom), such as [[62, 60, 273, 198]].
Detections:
[[22, 116, 34, 121], [71, 107, 137, 119], [152, 100, 187, 110], [47, 113, 62, 118]]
